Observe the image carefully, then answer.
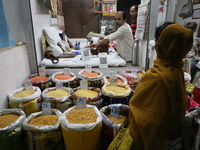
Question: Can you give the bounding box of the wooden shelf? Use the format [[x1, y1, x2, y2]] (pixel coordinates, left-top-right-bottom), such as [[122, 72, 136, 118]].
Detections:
[[94, 0, 117, 16]]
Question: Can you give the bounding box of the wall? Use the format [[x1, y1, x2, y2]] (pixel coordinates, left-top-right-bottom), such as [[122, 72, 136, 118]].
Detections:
[[30, 0, 51, 66], [0, 45, 30, 109], [175, 0, 200, 37], [0, 0, 38, 109], [0, 0, 26, 48]]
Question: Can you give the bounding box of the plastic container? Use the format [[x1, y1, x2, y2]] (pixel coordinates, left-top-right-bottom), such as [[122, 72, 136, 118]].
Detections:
[[70, 87, 102, 103], [78, 69, 103, 88], [0, 109, 26, 150], [22, 109, 63, 150], [100, 104, 129, 149], [102, 83, 132, 105], [52, 71, 79, 88], [8, 86, 42, 116], [103, 74, 128, 85], [61, 105, 102, 150], [42, 87, 73, 112], [28, 73, 53, 91]]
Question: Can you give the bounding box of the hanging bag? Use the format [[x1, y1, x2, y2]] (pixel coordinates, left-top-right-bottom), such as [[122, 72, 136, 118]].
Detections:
[[179, 0, 193, 18]]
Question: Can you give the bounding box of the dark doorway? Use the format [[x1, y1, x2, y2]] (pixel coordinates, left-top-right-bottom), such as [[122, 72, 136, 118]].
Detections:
[[117, 0, 141, 25]]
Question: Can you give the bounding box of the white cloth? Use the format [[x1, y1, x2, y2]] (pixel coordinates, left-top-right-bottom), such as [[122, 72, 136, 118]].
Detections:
[[104, 22, 133, 62], [41, 53, 126, 68]]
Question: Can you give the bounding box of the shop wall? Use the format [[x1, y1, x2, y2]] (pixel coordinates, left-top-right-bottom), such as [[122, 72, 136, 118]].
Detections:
[[175, 0, 200, 37], [0, 45, 30, 109], [0, 0, 39, 109], [30, 1, 51, 66]]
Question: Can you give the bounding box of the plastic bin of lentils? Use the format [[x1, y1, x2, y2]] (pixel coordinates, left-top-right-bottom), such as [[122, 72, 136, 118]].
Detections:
[[103, 74, 128, 85], [22, 109, 64, 150], [8, 86, 42, 116], [0, 109, 26, 150], [42, 87, 73, 113], [78, 69, 103, 88], [61, 105, 102, 150], [102, 83, 132, 106], [100, 104, 129, 150], [52, 71, 80, 88], [28, 73, 53, 91], [70, 86, 103, 109]]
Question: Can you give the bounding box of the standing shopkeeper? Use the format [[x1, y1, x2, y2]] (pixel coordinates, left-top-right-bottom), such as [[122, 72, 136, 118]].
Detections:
[[87, 11, 133, 62]]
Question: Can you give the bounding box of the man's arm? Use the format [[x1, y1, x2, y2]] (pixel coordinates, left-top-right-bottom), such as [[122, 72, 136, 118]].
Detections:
[[87, 39, 109, 49]]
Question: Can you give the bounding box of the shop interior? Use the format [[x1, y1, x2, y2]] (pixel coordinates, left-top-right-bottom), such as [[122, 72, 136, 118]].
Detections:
[[0, 0, 200, 149]]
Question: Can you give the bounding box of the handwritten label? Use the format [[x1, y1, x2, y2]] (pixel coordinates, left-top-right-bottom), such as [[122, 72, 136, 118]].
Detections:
[[109, 71, 116, 76], [56, 82, 63, 89], [24, 80, 33, 91], [85, 64, 92, 73], [39, 67, 46, 77], [110, 76, 118, 86], [99, 53, 108, 68], [63, 68, 70, 76], [42, 101, 51, 115], [110, 106, 120, 119], [76, 97, 87, 109], [80, 80, 88, 90]]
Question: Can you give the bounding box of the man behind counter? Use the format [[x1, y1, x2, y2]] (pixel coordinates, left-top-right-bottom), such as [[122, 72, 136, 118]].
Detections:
[[87, 11, 133, 62]]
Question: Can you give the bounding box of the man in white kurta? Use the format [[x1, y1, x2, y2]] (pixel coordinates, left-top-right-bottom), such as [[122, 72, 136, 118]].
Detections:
[[87, 11, 133, 62]]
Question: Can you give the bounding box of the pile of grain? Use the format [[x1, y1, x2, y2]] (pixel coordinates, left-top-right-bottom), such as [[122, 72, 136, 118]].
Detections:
[[28, 115, 58, 126], [13, 90, 35, 98], [54, 74, 74, 80], [106, 85, 127, 94], [81, 72, 99, 77], [46, 89, 69, 97], [29, 76, 48, 82], [0, 114, 19, 128], [66, 108, 97, 124], [75, 89, 98, 98], [106, 115, 126, 124]]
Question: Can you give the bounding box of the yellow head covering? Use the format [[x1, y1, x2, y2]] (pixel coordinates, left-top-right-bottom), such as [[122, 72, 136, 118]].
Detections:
[[155, 24, 193, 60], [129, 24, 193, 150]]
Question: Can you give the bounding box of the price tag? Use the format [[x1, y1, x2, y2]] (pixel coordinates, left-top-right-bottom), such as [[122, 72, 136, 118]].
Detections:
[[99, 53, 108, 68], [110, 106, 120, 119], [76, 97, 86, 109], [109, 71, 116, 76], [42, 101, 51, 115], [24, 80, 33, 91], [63, 68, 70, 76], [132, 69, 138, 75], [85, 64, 92, 73], [80, 80, 88, 90], [56, 82, 63, 89], [39, 67, 46, 77], [110, 76, 118, 86]]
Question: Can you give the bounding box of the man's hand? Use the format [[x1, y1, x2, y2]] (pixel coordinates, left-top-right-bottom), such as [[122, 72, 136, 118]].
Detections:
[[118, 105, 130, 116], [86, 43, 98, 49]]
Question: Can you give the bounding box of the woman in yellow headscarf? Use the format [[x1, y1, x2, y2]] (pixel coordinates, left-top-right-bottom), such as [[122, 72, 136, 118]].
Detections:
[[128, 23, 193, 150]]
